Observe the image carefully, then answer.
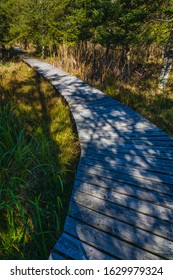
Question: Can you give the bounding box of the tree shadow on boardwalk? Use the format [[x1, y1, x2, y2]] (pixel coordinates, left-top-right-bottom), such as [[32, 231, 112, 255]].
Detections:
[[20, 60, 173, 260], [48, 75, 173, 260]]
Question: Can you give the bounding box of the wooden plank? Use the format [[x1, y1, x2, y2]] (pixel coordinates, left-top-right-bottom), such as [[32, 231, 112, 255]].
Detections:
[[72, 110, 142, 123], [84, 97, 120, 107], [60, 83, 106, 99], [79, 134, 173, 147], [57, 87, 106, 101], [81, 150, 173, 171], [77, 119, 159, 134], [54, 233, 115, 260], [72, 99, 141, 115], [78, 128, 169, 139], [80, 136, 173, 151], [73, 108, 134, 121], [77, 164, 172, 195], [71, 190, 173, 241], [117, 135, 172, 141], [64, 217, 163, 260], [74, 175, 173, 208], [49, 252, 67, 260], [69, 202, 173, 259], [78, 131, 172, 144], [73, 182, 173, 221], [73, 103, 139, 115], [63, 92, 107, 102], [75, 117, 160, 133], [76, 170, 173, 196], [85, 101, 122, 109], [74, 110, 155, 127], [73, 106, 141, 121], [71, 106, 164, 131], [80, 142, 173, 160], [78, 128, 169, 141], [74, 111, 154, 130], [80, 153, 173, 181], [79, 159, 173, 185], [76, 120, 162, 134], [72, 101, 124, 110], [74, 111, 163, 131], [74, 105, 166, 139], [58, 95, 105, 106]]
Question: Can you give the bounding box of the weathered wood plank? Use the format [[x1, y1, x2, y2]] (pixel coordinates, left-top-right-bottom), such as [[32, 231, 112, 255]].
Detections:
[[81, 150, 173, 175], [52, 85, 105, 101], [77, 120, 165, 136], [80, 142, 173, 160], [79, 129, 170, 142], [78, 164, 173, 199], [54, 233, 115, 260], [72, 100, 143, 116], [79, 134, 173, 147], [74, 175, 173, 208], [81, 143, 173, 166], [72, 103, 139, 116], [69, 202, 173, 259], [71, 101, 129, 114], [74, 111, 157, 128], [77, 121, 163, 135], [64, 217, 164, 260], [78, 160, 173, 186], [82, 97, 120, 107], [49, 252, 67, 260], [75, 121, 172, 141], [73, 182, 173, 222], [72, 110, 135, 123], [76, 170, 173, 196], [81, 150, 173, 172], [80, 136, 173, 151], [70, 190, 173, 241], [78, 128, 169, 139]]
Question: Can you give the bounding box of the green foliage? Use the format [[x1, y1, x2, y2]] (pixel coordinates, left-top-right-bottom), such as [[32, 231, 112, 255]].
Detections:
[[0, 61, 79, 259], [102, 66, 173, 137], [1, 0, 172, 53], [0, 104, 61, 259], [0, 0, 10, 43]]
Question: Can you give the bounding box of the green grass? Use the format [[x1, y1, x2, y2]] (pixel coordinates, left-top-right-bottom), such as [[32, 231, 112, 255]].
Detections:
[[45, 45, 173, 137], [0, 60, 80, 259], [101, 72, 173, 137]]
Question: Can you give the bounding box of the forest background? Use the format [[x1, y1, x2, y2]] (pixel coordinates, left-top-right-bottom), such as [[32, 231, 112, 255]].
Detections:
[[0, 0, 173, 260], [1, 0, 173, 134]]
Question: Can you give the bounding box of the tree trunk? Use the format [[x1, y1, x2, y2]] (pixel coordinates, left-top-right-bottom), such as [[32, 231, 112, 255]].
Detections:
[[122, 44, 131, 81], [105, 46, 110, 65], [23, 38, 28, 50], [159, 28, 173, 90], [92, 43, 96, 80]]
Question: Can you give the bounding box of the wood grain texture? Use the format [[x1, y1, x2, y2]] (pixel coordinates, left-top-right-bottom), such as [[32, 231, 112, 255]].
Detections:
[[70, 191, 173, 241], [54, 233, 115, 260], [69, 202, 173, 258]]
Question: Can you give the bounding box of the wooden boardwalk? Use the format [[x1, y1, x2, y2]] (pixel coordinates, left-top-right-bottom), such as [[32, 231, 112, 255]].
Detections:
[[23, 56, 173, 260]]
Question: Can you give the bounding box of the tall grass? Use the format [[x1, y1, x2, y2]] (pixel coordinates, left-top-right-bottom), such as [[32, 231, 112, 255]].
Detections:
[[102, 74, 173, 137], [0, 60, 80, 259], [45, 43, 173, 137]]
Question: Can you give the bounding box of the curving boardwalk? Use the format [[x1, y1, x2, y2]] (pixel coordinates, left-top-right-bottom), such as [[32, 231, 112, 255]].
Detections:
[[22, 55, 173, 260]]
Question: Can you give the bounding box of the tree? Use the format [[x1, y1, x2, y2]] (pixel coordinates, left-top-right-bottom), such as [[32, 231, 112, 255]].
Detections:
[[0, 0, 11, 45], [157, 1, 173, 89]]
